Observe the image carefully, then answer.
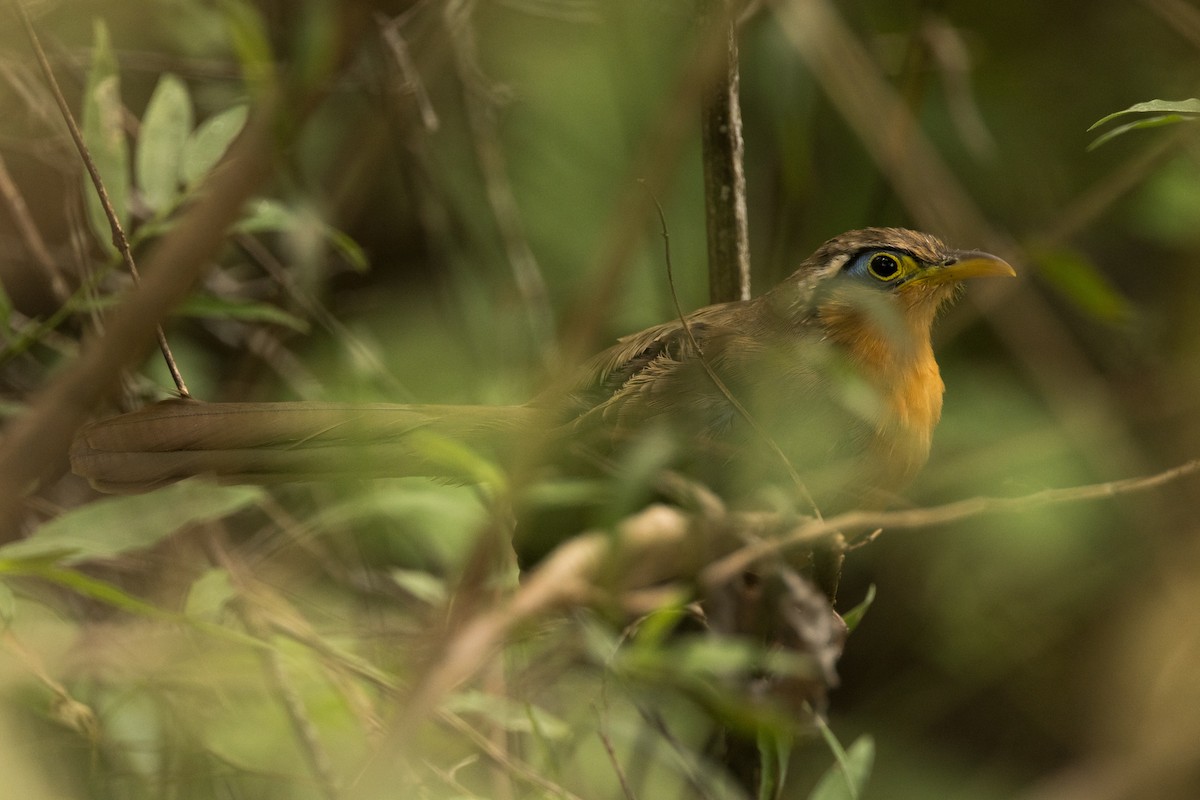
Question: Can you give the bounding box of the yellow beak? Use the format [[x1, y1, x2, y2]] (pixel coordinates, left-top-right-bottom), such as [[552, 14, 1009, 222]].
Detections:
[[921, 250, 1016, 284]]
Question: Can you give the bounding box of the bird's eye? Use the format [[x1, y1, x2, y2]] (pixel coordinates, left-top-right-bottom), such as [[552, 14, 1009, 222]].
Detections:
[[868, 253, 900, 280]]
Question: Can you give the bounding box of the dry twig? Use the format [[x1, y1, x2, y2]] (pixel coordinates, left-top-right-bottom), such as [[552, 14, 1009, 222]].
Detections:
[[703, 457, 1200, 587], [437, 710, 587, 800]]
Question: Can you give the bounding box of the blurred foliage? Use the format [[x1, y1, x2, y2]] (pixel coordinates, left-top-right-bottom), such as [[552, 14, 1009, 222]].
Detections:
[[2, 0, 1200, 799]]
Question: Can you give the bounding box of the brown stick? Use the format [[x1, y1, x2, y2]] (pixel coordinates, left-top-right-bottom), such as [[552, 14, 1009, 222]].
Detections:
[[702, 457, 1200, 587], [699, 0, 751, 304]]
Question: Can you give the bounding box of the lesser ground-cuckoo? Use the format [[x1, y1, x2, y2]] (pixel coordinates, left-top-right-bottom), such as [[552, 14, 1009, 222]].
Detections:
[[71, 228, 1014, 513]]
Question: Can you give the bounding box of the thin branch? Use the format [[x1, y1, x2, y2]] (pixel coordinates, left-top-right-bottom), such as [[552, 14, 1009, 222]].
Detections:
[[699, 0, 751, 304], [596, 606, 720, 800], [629, 705, 722, 800], [702, 458, 1200, 588], [594, 705, 639, 800], [437, 710, 588, 800], [375, 12, 439, 132], [15, 0, 190, 397]]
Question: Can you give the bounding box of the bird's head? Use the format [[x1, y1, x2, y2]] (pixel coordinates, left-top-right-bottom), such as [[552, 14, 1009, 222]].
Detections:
[[768, 227, 1015, 341], [755, 228, 1014, 493]]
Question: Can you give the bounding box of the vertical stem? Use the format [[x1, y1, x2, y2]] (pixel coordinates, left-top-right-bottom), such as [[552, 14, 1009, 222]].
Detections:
[[700, 2, 751, 303]]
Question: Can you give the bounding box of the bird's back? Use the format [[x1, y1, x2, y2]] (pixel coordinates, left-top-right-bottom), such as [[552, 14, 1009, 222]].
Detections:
[[554, 295, 895, 513]]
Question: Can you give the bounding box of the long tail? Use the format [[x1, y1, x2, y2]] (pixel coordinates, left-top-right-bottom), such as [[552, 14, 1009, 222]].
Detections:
[[70, 399, 540, 493]]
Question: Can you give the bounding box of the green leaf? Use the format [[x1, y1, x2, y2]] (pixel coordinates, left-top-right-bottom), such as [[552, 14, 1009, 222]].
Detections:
[[136, 73, 194, 215], [629, 602, 692, 647], [0, 482, 264, 564], [1031, 245, 1133, 323], [758, 728, 793, 800], [1088, 98, 1200, 130], [307, 482, 487, 567], [808, 731, 875, 800], [80, 19, 131, 253], [841, 584, 875, 634], [326, 226, 370, 272], [234, 199, 370, 273], [521, 477, 609, 510], [444, 691, 570, 739], [624, 635, 816, 683], [403, 430, 507, 490], [181, 104, 249, 187], [100, 690, 161, 778], [177, 293, 310, 332], [1088, 114, 1197, 151], [390, 568, 447, 606], [128, 215, 175, 243], [1087, 99, 1200, 149], [233, 197, 294, 233], [185, 568, 236, 620], [5, 564, 173, 619]]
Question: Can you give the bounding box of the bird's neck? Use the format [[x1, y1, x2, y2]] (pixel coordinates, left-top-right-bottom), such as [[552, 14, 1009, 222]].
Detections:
[[817, 293, 946, 485]]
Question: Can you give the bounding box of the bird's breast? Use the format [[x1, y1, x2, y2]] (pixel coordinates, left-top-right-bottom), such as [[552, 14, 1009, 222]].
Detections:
[[819, 307, 945, 490], [876, 353, 944, 484]]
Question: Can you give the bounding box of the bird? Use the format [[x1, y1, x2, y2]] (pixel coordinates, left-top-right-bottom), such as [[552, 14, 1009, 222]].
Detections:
[[70, 228, 1014, 517]]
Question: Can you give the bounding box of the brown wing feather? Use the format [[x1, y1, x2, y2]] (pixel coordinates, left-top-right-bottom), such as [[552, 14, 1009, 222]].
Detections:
[[553, 289, 873, 511], [565, 301, 754, 431]]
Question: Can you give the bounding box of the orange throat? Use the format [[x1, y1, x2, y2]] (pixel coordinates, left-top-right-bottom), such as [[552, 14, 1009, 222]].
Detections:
[[819, 291, 947, 487]]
